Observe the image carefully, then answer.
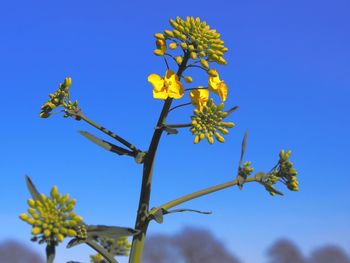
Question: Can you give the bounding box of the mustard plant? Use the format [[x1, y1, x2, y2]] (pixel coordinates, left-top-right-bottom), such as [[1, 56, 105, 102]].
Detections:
[[21, 16, 299, 263]]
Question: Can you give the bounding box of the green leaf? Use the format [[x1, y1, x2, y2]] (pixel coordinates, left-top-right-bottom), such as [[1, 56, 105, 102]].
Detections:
[[152, 209, 164, 224], [165, 208, 212, 215], [46, 244, 55, 263], [79, 131, 133, 156], [164, 126, 179, 135], [87, 225, 140, 239], [25, 176, 41, 201], [239, 130, 248, 168], [263, 183, 284, 196], [226, 105, 239, 115]]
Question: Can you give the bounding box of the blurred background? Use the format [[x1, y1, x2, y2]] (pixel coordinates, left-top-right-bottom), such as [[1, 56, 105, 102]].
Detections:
[[0, 0, 349, 262]]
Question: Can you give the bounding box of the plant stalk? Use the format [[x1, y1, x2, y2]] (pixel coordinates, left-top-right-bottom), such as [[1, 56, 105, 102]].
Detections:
[[128, 52, 190, 263]]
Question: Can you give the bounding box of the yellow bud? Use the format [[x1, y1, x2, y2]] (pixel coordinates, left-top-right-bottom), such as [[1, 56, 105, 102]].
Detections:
[[190, 52, 197, 60], [184, 76, 193, 83], [218, 57, 228, 65], [194, 135, 200, 144], [200, 59, 209, 69], [173, 29, 181, 37], [188, 45, 195, 51], [67, 229, 77, 237], [154, 33, 165, 40], [208, 69, 218, 77], [180, 42, 188, 49], [199, 51, 206, 57], [153, 49, 164, 56], [57, 233, 64, 242], [19, 213, 29, 221], [200, 133, 205, 140], [64, 77, 72, 87], [32, 227, 42, 235], [169, 19, 178, 28], [74, 216, 83, 223], [50, 186, 59, 198], [39, 112, 49, 118], [164, 30, 174, 37], [207, 135, 214, 144], [44, 229, 51, 237], [214, 132, 225, 143], [176, 56, 183, 65], [169, 43, 177, 50], [179, 34, 187, 41]]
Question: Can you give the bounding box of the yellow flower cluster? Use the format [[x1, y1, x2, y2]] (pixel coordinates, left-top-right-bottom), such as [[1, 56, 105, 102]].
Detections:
[[19, 186, 83, 245], [40, 77, 78, 118], [154, 16, 228, 65], [191, 99, 235, 144], [278, 150, 299, 191]]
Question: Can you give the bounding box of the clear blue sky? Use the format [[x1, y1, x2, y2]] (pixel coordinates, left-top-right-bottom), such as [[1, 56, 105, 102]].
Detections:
[[0, 0, 349, 262]]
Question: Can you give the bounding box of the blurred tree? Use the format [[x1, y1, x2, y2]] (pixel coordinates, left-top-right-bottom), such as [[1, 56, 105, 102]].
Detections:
[[142, 227, 241, 263], [309, 245, 350, 263], [0, 240, 44, 263], [267, 239, 306, 263]]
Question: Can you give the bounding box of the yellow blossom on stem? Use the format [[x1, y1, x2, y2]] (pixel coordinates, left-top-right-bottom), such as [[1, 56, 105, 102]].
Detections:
[[190, 88, 209, 111], [208, 71, 228, 101], [148, 70, 184, 100]]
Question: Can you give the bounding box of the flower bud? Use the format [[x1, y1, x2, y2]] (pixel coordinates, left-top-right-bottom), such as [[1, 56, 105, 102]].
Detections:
[[190, 52, 197, 60], [32, 227, 42, 235], [200, 59, 209, 69], [154, 33, 165, 40], [176, 56, 183, 65], [164, 30, 174, 37], [184, 76, 193, 83], [169, 43, 177, 50]]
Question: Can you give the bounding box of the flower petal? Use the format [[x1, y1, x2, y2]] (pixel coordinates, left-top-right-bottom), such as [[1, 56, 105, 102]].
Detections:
[[168, 80, 184, 99], [217, 82, 228, 101], [148, 74, 164, 91]]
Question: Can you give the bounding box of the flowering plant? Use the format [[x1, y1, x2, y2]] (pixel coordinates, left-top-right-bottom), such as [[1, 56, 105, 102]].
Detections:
[[21, 17, 299, 263]]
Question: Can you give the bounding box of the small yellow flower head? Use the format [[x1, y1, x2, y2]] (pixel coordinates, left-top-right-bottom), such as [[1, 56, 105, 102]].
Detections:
[[208, 72, 228, 102], [165, 16, 228, 65], [19, 186, 84, 245], [190, 99, 235, 144], [190, 87, 209, 111], [90, 254, 104, 263], [40, 77, 79, 118], [148, 70, 184, 100], [154, 33, 165, 40], [175, 56, 183, 65]]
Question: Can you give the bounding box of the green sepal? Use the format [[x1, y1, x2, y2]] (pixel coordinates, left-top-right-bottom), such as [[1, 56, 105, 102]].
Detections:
[[79, 131, 134, 156], [25, 176, 41, 201], [46, 244, 55, 263]]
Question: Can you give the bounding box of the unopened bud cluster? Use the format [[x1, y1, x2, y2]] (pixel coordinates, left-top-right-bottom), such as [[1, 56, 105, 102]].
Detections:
[[19, 186, 83, 245], [190, 99, 235, 144], [154, 16, 228, 65], [263, 150, 299, 194], [238, 161, 254, 178], [39, 77, 78, 118], [90, 236, 131, 262]]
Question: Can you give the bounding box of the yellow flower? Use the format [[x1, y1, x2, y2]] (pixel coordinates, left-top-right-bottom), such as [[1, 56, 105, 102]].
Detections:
[[155, 39, 166, 54], [208, 71, 228, 101], [190, 88, 209, 111], [148, 70, 184, 100]]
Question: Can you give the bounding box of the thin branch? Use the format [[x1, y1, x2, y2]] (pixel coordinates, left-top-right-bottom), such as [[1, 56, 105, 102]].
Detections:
[[163, 56, 170, 70], [65, 109, 141, 154], [159, 176, 258, 211], [184, 87, 208, 92], [85, 240, 118, 263], [169, 102, 192, 112], [185, 64, 207, 71]]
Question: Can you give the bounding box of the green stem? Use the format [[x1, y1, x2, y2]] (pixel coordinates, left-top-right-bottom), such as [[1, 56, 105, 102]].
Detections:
[[166, 123, 192, 128], [86, 240, 118, 263], [128, 52, 190, 263], [168, 102, 192, 112], [160, 176, 257, 211]]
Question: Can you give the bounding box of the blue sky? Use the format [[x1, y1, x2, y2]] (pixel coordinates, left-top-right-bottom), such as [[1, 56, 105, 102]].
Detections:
[[0, 0, 349, 262]]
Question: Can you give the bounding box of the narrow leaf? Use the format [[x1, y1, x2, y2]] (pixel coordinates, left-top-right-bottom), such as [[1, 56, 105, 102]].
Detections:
[[66, 238, 87, 249], [87, 225, 140, 239], [239, 130, 248, 168], [25, 176, 41, 201], [164, 126, 179, 135], [46, 244, 55, 263], [79, 131, 133, 156], [165, 208, 212, 215], [226, 105, 239, 115]]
